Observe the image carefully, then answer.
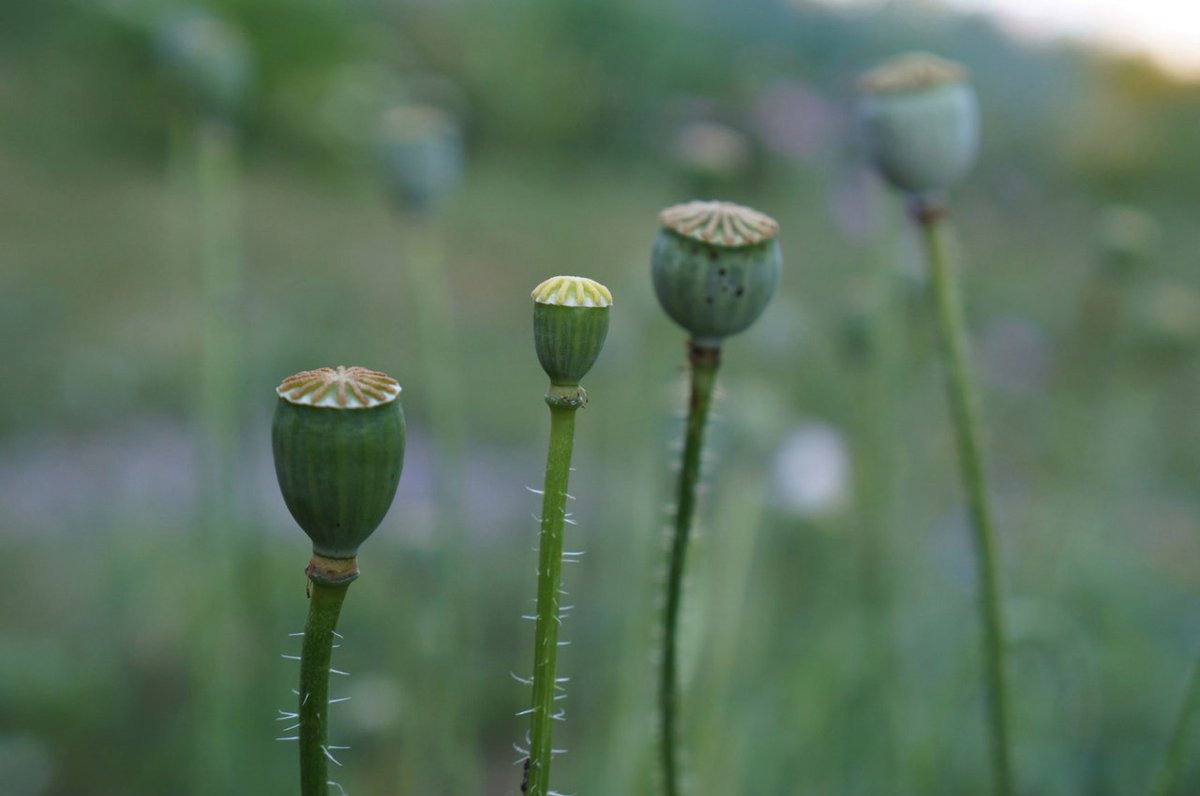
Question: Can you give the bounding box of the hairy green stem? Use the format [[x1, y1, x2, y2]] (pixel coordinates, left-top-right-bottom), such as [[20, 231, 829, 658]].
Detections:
[[299, 581, 350, 796], [1148, 652, 1200, 796], [526, 400, 579, 796], [659, 343, 720, 796], [918, 208, 1014, 796]]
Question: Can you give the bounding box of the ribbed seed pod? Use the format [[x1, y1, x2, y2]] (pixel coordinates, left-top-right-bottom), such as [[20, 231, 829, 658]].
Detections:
[[272, 366, 405, 563], [651, 200, 782, 346], [856, 52, 979, 197], [532, 276, 612, 387]]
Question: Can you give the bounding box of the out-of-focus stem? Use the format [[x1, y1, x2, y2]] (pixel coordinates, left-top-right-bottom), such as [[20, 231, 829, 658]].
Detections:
[[1148, 652, 1200, 796], [917, 205, 1014, 796]]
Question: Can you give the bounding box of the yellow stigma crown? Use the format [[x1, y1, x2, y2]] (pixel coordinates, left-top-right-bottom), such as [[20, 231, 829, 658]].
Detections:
[[659, 200, 779, 248], [531, 275, 613, 308], [276, 366, 401, 409]]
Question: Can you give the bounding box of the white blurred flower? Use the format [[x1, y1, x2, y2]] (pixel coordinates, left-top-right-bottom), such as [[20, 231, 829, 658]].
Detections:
[[769, 423, 852, 518]]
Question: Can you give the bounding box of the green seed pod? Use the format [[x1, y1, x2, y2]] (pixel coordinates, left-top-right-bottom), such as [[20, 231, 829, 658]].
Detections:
[[651, 200, 782, 346], [532, 276, 612, 391], [272, 367, 406, 569], [856, 52, 979, 196]]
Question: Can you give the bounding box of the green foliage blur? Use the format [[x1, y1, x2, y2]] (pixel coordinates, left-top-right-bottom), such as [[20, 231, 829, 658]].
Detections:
[[2, 1, 1199, 795]]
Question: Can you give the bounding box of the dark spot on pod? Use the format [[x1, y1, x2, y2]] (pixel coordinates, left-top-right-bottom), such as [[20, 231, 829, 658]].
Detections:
[[710, 250, 719, 262], [735, 286, 745, 297], [718, 267, 726, 275], [705, 296, 714, 304]]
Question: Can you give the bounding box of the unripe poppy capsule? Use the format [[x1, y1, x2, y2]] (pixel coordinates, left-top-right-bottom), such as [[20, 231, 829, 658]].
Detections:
[[532, 276, 612, 389], [272, 366, 406, 569], [651, 200, 782, 346], [856, 52, 979, 197]]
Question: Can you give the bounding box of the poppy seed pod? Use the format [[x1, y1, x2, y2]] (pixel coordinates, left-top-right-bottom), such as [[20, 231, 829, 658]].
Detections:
[[272, 367, 406, 565], [651, 200, 782, 346], [380, 104, 463, 213], [856, 52, 979, 196], [532, 276, 612, 388]]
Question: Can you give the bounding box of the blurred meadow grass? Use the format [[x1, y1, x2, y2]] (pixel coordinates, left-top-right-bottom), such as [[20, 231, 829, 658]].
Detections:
[[2, 1, 1200, 795]]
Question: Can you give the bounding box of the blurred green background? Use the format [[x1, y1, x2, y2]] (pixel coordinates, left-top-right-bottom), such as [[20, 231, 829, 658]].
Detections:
[[2, 1, 1199, 794]]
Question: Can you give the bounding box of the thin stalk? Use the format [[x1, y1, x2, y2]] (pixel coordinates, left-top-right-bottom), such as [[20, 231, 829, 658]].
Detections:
[[851, 276, 901, 789], [659, 343, 720, 796], [917, 207, 1014, 796], [395, 213, 477, 796], [526, 402, 579, 796], [193, 117, 244, 794], [691, 468, 766, 796], [197, 119, 242, 540], [1148, 652, 1200, 796], [299, 581, 350, 796], [165, 110, 192, 281]]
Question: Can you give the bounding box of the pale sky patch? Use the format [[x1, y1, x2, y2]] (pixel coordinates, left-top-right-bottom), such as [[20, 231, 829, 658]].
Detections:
[[813, 0, 1200, 79]]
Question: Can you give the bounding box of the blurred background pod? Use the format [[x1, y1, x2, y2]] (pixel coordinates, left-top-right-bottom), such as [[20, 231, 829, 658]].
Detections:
[[1099, 204, 1161, 278], [532, 275, 613, 387], [379, 103, 465, 214], [1128, 282, 1200, 368], [670, 119, 754, 197], [651, 200, 782, 346], [154, 9, 253, 124], [856, 52, 979, 198], [272, 366, 406, 562]]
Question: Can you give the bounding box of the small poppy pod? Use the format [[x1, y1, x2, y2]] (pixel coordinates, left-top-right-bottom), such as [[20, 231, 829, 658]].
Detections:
[[651, 200, 782, 347], [532, 276, 612, 387], [379, 104, 463, 213], [856, 52, 979, 197], [272, 366, 406, 561]]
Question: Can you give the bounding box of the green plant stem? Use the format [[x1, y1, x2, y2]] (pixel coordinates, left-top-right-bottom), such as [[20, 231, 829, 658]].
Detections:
[[526, 400, 579, 796], [1148, 652, 1200, 796], [659, 343, 720, 796], [193, 117, 245, 794], [918, 208, 1014, 796], [852, 270, 901, 789], [396, 212, 478, 796], [197, 119, 242, 540], [299, 580, 350, 796]]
